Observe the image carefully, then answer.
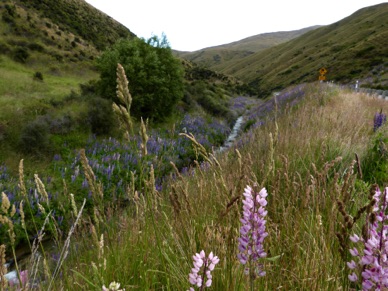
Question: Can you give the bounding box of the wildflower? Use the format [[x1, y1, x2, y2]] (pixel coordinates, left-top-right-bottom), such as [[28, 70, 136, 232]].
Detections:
[[347, 186, 388, 289], [102, 281, 125, 291], [188, 250, 220, 290], [374, 110, 386, 131], [237, 186, 268, 277], [7, 270, 28, 288]]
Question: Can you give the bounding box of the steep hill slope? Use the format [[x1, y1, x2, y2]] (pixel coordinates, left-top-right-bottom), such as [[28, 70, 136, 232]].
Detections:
[[174, 26, 319, 70], [0, 0, 135, 65], [220, 3, 388, 95]]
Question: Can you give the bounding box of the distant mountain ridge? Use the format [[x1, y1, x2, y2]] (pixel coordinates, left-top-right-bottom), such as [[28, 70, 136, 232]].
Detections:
[[177, 3, 388, 95], [174, 26, 320, 70], [227, 2, 388, 94]]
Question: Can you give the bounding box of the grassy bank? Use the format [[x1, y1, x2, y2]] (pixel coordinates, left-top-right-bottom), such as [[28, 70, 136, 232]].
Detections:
[[1, 83, 388, 290]]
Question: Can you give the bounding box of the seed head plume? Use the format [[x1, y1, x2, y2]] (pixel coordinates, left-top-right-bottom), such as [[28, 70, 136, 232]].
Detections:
[[113, 63, 133, 138], [116, 63, 132, 108], [140, 117, 149, 156]]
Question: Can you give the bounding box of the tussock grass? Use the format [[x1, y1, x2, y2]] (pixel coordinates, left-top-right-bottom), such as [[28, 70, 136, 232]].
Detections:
[[2, 83, 388, 290], [56, 84, 388, 290]]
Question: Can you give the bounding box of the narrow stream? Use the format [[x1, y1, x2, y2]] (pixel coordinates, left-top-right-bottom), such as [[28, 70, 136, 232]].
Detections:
[[218, 116, 244, 152]]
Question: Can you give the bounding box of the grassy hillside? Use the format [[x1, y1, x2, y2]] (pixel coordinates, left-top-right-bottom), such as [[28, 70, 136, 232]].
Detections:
[[174, 26, 319, 71], [219, 3, 388, 95], [2, 0, 135, 52]]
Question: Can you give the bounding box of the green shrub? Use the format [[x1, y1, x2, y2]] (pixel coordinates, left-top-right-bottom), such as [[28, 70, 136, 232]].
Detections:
[[0, 41, 11, 54], [19, 119, 51, 154], [33, 71, 44, 81], [12, 46, 29, 63], [2, 4, 16, 24], [28, 42, 45, 52], [96, 35, 184, 121], [2, 10, 14, 24], [197, 94, 230, 117], [88, 97, 116, 136]]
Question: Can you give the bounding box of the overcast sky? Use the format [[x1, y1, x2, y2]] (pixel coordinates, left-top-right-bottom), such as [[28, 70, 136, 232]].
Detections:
[[85, 0, 386, 52]]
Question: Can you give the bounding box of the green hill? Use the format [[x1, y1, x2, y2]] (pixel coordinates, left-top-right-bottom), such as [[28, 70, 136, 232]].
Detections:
[[174, 26, 319, 71], [1, 0, 135, 55], [218, 3, 388, 95]]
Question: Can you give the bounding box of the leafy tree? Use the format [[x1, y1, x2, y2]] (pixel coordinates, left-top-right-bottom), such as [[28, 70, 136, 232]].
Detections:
[[96, 35, 185, 121]]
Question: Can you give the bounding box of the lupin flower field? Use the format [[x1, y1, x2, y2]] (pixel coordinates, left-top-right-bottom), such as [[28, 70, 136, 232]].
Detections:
[[1, 66, 388, 290]]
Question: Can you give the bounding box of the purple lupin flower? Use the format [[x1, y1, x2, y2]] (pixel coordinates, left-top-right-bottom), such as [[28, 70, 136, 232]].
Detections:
[[348, 187, 388, 290], [237, 186, 268, 279], [374, 110, 386, 132], [188, 250, 220, 290]]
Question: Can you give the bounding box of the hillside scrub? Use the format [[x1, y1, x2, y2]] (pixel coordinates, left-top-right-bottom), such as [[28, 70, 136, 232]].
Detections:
[[96, 36, 185, 122], [2, 83, 388, 289]]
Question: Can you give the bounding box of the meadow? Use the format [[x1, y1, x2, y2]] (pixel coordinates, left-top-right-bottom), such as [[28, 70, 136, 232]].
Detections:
[[1, 82, 388, 290]]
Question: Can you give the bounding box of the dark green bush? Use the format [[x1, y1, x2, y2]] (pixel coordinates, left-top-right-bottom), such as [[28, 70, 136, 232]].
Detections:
[[243, 119, 256, 132], [0, 41, 11, 54], [19, 119, 51, 154], [28, 42, 45, 52], [87, 97, 116, 136], [2, 4, 16, 24], [33, 71, 44, 81], [96, 35, 184, 121], [80, 80, 98, 96], [197, 94, 230, 117], [12, 46, 29, 63], [2, 10, 14, 24]]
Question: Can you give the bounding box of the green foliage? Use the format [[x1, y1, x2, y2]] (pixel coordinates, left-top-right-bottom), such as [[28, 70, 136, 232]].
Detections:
[[87, 97, 117, 136], [185, 80, 235, 122], [2, 4, 15, 24], [362, 132, 388, 186], [96, 36, 185, 121], [243, 119, 255, 132], [0, 41, 11, 54], [12, 46, 29, 63], [33, 71, 44, 81], [197, 93, 229, 117], [19, 118, 51, 154]]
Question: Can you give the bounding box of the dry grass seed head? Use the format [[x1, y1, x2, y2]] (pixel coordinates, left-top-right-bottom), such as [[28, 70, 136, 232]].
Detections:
[[116, 63, 132, 109], [0, 244, 7, 289], [140, 117, 149, 156], [18, 159, 27, 197], [169, 186, 181, 217], [34, 174, 49, 204]]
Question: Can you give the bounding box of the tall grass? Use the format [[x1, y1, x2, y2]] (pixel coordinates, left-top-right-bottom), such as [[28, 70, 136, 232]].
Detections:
[[1, 83, 388, 290]]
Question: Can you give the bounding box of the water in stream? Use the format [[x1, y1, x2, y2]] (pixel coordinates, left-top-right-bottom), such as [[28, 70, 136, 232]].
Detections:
[[218, 116, 244, 152]]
